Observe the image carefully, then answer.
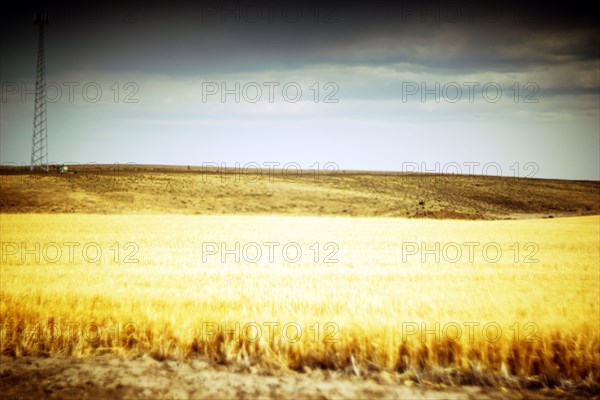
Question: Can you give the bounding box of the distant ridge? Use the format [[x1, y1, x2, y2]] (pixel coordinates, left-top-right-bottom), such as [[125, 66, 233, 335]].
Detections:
[[1, 165, 598, 219]]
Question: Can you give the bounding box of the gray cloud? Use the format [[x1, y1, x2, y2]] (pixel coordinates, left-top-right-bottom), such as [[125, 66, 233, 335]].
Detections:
[[2, 1, 598, 77], [1, 0, 598, 180]]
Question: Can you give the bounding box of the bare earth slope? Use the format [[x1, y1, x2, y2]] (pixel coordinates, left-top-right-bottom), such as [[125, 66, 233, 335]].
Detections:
[[1, 165, 598, 218], [0, 356, 583, 400]]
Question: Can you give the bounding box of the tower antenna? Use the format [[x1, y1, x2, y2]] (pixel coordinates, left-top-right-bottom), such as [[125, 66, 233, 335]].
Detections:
[[31, 13, 49, 172]]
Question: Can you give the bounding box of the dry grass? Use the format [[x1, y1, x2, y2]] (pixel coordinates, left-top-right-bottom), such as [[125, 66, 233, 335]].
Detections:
[[1, 168, 598, 219], [1, 213, 598, 391]]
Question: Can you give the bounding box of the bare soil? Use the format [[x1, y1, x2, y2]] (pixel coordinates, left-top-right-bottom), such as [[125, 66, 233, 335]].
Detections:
[[1, 165, 598, 219], [0, 355, 587, 400]]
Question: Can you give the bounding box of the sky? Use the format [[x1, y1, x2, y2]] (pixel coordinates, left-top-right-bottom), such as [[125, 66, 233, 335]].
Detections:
[[1, 0, 598, 180]]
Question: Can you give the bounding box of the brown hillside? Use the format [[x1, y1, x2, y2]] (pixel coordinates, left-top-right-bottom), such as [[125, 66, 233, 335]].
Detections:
[[1, 165, 598, 219]]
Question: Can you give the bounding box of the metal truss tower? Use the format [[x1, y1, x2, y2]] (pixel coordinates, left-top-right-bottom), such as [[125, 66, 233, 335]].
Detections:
[[31, 13, 49, 171]]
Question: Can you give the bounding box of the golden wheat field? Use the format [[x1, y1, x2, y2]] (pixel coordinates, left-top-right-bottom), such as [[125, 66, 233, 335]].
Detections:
[[1, 212, 599, 394]]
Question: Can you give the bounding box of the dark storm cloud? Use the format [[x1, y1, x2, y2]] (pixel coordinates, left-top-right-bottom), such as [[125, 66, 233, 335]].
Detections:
[[1, 1, 598, 180], [1, 0, 598, 77]]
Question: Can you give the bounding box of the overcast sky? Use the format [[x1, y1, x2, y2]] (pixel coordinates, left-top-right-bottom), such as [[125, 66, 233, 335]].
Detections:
[[1, 0, 598, 179]]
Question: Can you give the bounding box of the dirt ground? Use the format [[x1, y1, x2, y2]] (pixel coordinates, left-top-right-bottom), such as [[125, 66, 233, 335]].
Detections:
[[1, 165, 598, 219], [0, 355, 586, 400]]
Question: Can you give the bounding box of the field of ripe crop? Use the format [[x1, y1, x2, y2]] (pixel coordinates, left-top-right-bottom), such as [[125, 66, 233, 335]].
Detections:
[[1, 213, 598, 392]]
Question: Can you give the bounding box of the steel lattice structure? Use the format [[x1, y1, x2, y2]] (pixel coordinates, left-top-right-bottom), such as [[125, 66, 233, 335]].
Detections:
[[31, 13, 49, 171]]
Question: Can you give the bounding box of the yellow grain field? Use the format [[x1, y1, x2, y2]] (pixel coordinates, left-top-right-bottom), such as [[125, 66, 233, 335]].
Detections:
[[1, 213, 599, 388]]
